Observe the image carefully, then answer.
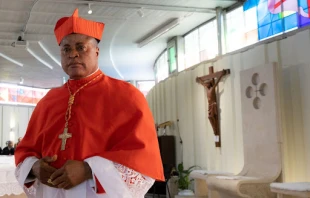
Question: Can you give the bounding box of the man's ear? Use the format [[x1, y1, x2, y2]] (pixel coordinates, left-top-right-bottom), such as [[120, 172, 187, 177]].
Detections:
[[96, 47, 99, 57]]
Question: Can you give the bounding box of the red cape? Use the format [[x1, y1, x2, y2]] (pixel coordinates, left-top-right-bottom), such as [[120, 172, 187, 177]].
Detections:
[[15, 70, 164, 192]]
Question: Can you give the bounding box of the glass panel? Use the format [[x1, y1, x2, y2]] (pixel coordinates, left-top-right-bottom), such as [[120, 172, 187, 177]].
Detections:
[[136, 81, 156, 96], [0, 84, 48, 106], [298, 0, 310, 27], [156, 50, 169, 83], [256, 0, 298, 40], [226, 7, 246, 52], [169, 46, 177, 73], [199, 20, 218, 61], [244, 0, 257, 11], [184, 29, 200, 68], [244, 7, 259, 45]]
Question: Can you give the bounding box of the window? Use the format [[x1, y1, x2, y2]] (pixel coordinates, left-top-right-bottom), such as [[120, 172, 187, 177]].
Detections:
[[226, 7, 245, 52], [0, 83, 48, 106], [256, 0, 297, 40], [199, 20, 218, 61], [184, 29, 200, 69], [183, 20, 219, 70], [299, 0, 310, 27], [225, 6, 259, 53], [154, 50, 169, 83], [243, 0, 310, 40], [155, 0, 310, 80], [244, 7, 259, 45], [169, 46, 177, 73], [136, 81, 155, 96]]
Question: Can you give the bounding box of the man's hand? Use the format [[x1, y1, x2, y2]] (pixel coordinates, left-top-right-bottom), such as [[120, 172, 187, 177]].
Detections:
[[49, 160, 92, 190], [31, 155, 57, 187]]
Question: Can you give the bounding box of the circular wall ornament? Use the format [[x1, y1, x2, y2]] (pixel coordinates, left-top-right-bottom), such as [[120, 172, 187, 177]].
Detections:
[[253, 97, 261, 109], [252, 73, 260, 86], [259, 83, 268, 96], [246, 86, 254, 98]]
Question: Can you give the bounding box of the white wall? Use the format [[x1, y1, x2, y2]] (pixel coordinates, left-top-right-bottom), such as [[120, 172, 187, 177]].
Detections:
[[146, 28, 310, 184], [0, 105, 34, 148]]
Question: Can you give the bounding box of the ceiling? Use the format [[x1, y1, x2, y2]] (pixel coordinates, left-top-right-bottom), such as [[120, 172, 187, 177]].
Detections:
[[0, 0, 238, 88]]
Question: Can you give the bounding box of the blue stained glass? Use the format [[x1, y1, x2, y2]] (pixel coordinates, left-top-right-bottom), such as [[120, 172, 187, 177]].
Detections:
[[298, 0, 310, 27], [245, 0, 310, 40], [271, 19, 284, 34], [284, 13, 298, 30], [244, 0, 258, 11], [256, 0, 298, 39], [12, 95, 17, 102]]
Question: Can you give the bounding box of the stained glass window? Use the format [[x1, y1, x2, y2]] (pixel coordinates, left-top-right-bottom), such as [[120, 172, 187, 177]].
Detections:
[[244, 0, 301, 40], [0, 84, 48, 106], [298, 0, 310, 27]]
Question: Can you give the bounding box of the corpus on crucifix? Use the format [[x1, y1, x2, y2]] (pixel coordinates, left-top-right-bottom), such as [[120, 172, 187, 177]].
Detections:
[[196, 66, 230, 147]]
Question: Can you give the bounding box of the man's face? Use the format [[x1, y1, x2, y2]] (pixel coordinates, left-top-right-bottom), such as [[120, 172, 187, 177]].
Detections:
[[60, 34, 99, 79], [8, 142, 13, 148]]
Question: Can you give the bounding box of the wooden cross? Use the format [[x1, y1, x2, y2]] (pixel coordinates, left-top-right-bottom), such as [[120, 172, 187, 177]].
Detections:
[[196, 66, 230, 147], [59, 127, 72, 151]]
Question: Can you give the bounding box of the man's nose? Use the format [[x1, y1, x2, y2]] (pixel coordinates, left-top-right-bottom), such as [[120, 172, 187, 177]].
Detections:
[[69, 49, 79, 58]]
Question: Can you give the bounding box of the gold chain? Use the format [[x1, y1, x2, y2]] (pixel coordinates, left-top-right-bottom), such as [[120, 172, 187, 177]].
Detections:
[[64, 73, 103, 128]]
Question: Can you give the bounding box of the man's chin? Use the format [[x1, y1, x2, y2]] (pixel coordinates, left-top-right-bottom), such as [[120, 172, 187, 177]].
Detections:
[[68, 72, 85, 80]]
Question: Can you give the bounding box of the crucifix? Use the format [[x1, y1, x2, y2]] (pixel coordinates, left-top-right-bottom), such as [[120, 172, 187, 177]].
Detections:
[[59, 127, 72, 151], [196, 66, 230, 147]]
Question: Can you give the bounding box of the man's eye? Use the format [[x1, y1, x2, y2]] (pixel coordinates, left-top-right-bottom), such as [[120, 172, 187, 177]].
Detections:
[[77, 46, 85, 51], [63, 48, 71, 52]]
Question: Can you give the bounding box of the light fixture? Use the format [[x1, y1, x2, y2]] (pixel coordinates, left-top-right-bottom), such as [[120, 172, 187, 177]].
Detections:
[[88, 3, 92, 14], [9, 129, 15, 142], [27, 47, 53, 69], [0, 52, 23, 67], [20, 77, 24, 84], [10, 118, 15, 128], [137, 8, 144, 17], [137, 18, 180, 48], [38, 41, 61, 67]]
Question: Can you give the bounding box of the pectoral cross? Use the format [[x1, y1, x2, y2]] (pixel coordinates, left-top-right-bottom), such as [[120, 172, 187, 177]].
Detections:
[[59, 127, 72, 151]]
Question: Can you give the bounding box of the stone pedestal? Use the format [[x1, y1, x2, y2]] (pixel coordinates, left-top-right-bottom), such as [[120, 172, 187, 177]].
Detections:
[[270, 182, 310, 198], [167, 176, 179, 198], [194, 178, 208, 196]]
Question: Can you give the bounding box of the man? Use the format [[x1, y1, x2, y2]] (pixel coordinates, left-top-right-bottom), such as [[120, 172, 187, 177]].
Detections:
[[2, 140, 15, 155], [15, 9, 164, 198]]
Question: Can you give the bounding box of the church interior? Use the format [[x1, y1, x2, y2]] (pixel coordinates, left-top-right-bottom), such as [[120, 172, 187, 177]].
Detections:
[[0, 0, 310, 198]]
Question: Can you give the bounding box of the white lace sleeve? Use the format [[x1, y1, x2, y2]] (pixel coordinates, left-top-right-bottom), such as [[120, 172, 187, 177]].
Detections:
[[85, 156, 155, 198], [113, 163, 155, 198], [15, 157, 39, 198]]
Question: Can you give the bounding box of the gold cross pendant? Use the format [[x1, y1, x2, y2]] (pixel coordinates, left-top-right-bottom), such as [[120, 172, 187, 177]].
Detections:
[[59, 127, 72, 151]]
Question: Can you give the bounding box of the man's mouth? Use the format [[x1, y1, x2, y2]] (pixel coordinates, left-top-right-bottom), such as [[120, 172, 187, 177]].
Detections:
[[69, 63, 83, 67]]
